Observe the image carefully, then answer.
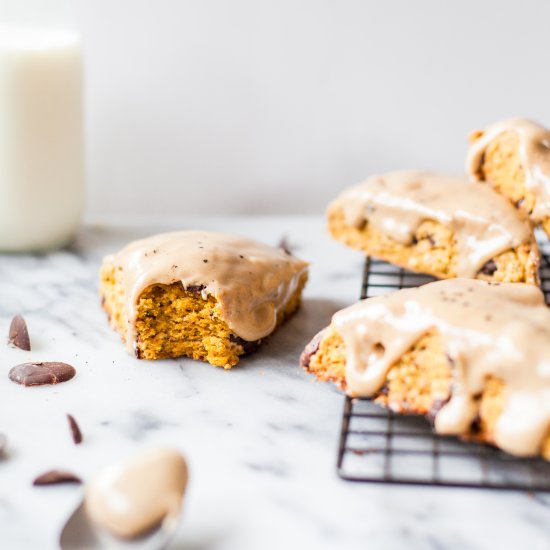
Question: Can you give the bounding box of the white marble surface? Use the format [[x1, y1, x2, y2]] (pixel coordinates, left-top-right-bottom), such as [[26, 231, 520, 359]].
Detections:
[[1, 215, 550, 550]]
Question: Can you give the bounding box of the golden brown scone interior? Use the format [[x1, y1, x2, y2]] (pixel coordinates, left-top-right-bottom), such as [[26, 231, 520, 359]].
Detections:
[[469, 128, 550, 237], [302, 327, 550, 460], [100, 262, 307, 367], [327, 205, 539, 285]]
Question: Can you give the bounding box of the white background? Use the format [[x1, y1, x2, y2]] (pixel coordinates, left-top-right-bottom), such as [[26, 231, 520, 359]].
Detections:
[[2, 0, 550, 218]]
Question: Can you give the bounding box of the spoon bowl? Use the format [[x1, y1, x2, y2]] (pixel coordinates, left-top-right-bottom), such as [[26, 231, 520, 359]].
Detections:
[[59, 501, 178, 550]]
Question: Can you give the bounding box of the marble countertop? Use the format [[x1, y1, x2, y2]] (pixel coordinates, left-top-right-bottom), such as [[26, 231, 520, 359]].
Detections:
[[1, 215, 550, 550]]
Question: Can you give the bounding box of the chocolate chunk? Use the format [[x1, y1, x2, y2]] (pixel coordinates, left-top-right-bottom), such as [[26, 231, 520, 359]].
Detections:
[[67, 414, 83, 444], [33, 470, 82, 486], [469, 415, 482, 434], [9, 362, 76, 386], [8, 315, 31, 351], [300, 329, 326, 369], [480, 259, 497, 276], [229, 334, 261, 354], [0, 434, 7, 455], [186, 284, 206, 294], [356, 219, 367, 231], [277, 236, 292, 255]]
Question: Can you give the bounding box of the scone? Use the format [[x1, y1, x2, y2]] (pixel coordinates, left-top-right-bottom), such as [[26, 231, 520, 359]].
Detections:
[[100, 231, 308, 367], [327, 170, 539, 284], [467, 117, 550, 237], [301, 279, 550, 460]]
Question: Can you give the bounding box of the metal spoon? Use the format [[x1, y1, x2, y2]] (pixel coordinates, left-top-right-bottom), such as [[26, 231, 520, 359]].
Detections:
[[59, 500, 179, 550]]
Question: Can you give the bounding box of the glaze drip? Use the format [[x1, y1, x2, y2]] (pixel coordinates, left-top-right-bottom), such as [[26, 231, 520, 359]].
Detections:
[[104, 231, 308, 348], [467, 117, 550, 221], [330, 170, 531, 277], [332, 279, 550, 456]]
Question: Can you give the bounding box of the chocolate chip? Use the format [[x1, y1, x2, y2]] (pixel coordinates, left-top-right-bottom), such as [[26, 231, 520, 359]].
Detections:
[[9, 362, 76, 386], [186, 284, 206, 294], [67, 414, 83, 445], [277, 236, 292, 255], [469, 415, 482, 434], [480, 259, 497, 276], [300, 329, 326, 369], [356, 219, 367, 231], [8, 315, 31, 351], [229, 334, 261, 354], [33, 470, 82, 486]]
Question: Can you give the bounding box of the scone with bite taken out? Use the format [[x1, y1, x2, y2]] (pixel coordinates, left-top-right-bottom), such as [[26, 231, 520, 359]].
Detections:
[[327, 170, 540, 285], [301, 279, 550, 460], [467, 117, 550, 238], [100, 231, 308, 368]]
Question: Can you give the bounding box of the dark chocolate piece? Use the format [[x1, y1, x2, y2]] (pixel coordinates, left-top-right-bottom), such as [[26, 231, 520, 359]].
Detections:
[[186, 284, 206, 294], [67, 414, 83, 445], [277, 236, 292, 255], [300, 329, 326, 369], [33, 470, 82, 486], [229, 334, 261, 354], [480, 259, 497, 276], [0, 434, 7, 455], [9, 362, 76, 386], [8, 315, 31, 351]]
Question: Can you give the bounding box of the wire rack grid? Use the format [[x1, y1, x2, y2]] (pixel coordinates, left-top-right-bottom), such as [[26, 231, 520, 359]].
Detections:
[[337, 238, 550, 491]]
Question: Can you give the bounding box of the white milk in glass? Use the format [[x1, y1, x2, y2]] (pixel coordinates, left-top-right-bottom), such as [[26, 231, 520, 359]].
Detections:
[[0, 27, 84, 251]]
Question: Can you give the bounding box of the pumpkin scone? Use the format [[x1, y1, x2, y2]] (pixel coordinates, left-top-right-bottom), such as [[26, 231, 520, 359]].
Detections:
[[301, 279, 550, 460], [327, 170, 539, 284], [100, 231, 308, 367], [467, 117, 550, 237]]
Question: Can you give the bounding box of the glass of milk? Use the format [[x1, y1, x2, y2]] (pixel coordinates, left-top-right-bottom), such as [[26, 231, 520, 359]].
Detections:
[[0, 26, 84, 252]]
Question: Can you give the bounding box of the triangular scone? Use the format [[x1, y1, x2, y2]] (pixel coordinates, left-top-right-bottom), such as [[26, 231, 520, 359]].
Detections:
[[327, 170, 539, 284], [467, 117, 550, 238], [301, 279, 550, 460], [100, 231, 308, 367]]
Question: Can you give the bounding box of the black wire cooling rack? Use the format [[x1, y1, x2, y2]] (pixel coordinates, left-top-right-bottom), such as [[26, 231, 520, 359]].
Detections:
[[337, 239, 550, 491]]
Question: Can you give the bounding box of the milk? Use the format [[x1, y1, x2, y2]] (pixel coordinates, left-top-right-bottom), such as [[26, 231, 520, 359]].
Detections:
[[0, 27, 84, 252]]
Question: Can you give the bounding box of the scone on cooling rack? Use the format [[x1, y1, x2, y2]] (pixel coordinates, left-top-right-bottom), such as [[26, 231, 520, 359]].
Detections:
[[327, 170, 540, 285], [301, 278, 550, 460], [467, 117, 550, 238], [100, 231, 308, 367]]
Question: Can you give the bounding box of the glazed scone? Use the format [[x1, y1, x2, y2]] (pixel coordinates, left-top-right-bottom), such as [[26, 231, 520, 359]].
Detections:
[[467, 117, 550, 237], [100, 231, 308, 367], [301, 279, 550, 460], [327, 170, 539, 284]]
